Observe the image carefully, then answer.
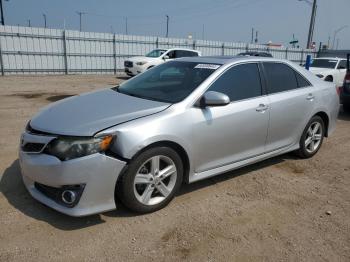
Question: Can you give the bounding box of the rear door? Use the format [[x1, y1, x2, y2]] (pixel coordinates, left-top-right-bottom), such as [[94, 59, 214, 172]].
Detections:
[[262, 62, 315, 152]]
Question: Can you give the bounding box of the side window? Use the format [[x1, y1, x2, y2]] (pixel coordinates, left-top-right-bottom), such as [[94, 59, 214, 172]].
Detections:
[[189, 51, 199, 57], [166, 51, 176, 59], [175, 50, 185, 58], [337, 60, 347, 69], [263, 63, 298, 94], [208, 63, 262, 102], [295, 72, 311, 88]]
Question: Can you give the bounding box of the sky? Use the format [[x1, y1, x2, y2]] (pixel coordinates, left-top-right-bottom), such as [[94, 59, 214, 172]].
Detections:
[[3, 0, 350, 49]]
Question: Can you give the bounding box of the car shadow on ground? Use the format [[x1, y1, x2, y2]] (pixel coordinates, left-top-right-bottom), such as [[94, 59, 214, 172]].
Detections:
[[0, 160, 106, 230], [116, 75, 131, 81], [1, 154, 297, 230]]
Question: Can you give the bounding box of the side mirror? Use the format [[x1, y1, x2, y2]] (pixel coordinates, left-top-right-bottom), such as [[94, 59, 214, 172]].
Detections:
[[163, 55, 170, 60], [198, 91, 230, 107]]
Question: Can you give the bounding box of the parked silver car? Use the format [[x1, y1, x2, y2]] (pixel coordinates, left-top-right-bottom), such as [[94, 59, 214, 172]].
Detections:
[[19, 56, 339, 216]]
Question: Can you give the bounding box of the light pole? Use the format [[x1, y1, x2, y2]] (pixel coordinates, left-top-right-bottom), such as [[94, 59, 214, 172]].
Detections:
[[298, 0, 317, 49], [125, 17, 128, 35], [165, 15, 169, 38], [0, 0, 9, 26], [43, 13, 47, 28], [332, 25, 348, 49]]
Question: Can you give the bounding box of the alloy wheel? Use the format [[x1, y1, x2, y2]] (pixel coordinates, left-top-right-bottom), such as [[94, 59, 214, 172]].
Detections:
[[133, 155, 177, 206], [304, 121, 323, 154]]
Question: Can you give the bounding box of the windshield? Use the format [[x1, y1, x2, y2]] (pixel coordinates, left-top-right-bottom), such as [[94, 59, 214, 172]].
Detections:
[[117, 61, 221, 103], [145, 49, 167, 58], [310, 59, 338, 69]]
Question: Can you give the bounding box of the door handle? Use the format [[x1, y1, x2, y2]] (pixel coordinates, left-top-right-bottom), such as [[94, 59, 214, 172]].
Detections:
[[306, 93, 315, 101], [256, 104, 269, 112]]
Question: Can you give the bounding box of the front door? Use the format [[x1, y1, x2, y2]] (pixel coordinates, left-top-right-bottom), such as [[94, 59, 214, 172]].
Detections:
[[191, 63, 269, 173]]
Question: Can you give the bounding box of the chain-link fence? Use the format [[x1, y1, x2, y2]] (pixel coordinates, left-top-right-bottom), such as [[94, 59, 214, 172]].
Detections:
[[0, 25, 317, 75]]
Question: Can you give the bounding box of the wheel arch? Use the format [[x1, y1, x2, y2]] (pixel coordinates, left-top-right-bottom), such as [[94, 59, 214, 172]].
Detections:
[[116, 140, 191, 185], [325, 75, 333, 82], [313, 111, 329, 137]]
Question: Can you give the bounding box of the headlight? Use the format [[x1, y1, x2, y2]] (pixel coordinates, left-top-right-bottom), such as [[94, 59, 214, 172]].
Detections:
[[136, 61, 147, 66], [316, 74, 324, 78], [45, 135, 113, 161]]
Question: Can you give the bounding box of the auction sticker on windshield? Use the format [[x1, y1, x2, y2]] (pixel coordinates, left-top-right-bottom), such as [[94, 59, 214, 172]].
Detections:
[[194, 64, 221, 70]]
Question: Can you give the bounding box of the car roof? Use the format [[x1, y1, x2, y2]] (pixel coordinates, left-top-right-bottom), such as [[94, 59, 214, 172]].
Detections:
[[166, 48, 200, 52], [177, 55, 281, 65]]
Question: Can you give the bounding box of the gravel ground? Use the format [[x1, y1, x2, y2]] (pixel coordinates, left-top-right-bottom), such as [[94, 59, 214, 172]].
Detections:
[[0, 75, 349, 262]]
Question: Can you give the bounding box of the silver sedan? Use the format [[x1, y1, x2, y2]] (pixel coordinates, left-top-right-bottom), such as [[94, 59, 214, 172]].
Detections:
[[19, 56, 339, 216]]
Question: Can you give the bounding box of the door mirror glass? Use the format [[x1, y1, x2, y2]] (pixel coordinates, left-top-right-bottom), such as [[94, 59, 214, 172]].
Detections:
[[200, 91, 230, 107], [163, 55, 170, 60]]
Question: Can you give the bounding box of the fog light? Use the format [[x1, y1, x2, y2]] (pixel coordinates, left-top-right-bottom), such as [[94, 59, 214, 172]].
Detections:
[[61, 190, 77, 205]]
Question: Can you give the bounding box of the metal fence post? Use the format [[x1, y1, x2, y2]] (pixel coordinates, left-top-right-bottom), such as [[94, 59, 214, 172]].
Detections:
[[193, 40, 196, 50], [285, 47, 288, 59], [156, 37, 159, 49], [300, 49, 304, 65], [245, 43, 249, 52], [221, 43, 225, 56], [0, 38, 4, 76], [113, 34, 117, 75], [63, 30, 69, 75]]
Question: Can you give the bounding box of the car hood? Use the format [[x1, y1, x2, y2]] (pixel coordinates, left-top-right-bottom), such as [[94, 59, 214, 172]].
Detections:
[[127, 56, 160, 63], [309, 67, 334, 75], [30, 88, 170, 136]]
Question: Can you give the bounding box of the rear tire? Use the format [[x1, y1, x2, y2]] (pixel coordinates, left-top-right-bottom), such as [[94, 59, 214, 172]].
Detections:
[[296, 116, 325, 159], [117, 147, 183, 213]]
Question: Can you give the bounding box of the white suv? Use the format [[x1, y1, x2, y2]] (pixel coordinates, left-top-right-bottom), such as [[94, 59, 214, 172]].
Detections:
[[309, 57, 347, 87], [124, 48, 201, 76]]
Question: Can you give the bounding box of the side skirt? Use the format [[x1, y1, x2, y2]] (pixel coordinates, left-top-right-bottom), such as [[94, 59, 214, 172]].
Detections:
[[188, 144, 299, 183]]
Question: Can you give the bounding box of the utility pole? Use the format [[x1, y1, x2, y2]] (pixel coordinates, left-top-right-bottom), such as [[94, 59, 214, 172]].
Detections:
[[0, 0, 9, 26], [306, 0, 317, 49], [43, 13, 47, 28], [27, 19, 31, 27], [251, 28, 254, 44], [255, 30, 258, 44], [76, 11, 85, 31], [327, 36, 330, 48], [202, 24, 204, 40], [124, 17, 128, 35], [166, 15, 169, 38]]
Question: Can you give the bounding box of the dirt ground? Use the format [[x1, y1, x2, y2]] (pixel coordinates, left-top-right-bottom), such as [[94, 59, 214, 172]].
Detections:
[[0, 75, 349, 262]]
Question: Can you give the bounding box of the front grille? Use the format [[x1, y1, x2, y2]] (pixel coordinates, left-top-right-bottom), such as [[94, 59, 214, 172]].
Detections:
[[22, 142, 46, 153], [124, 61, 133, 68]]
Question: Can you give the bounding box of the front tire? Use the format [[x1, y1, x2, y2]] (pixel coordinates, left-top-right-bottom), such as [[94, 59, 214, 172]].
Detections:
[[117, 147, 183, 213], [296, 116, 325, 159]]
